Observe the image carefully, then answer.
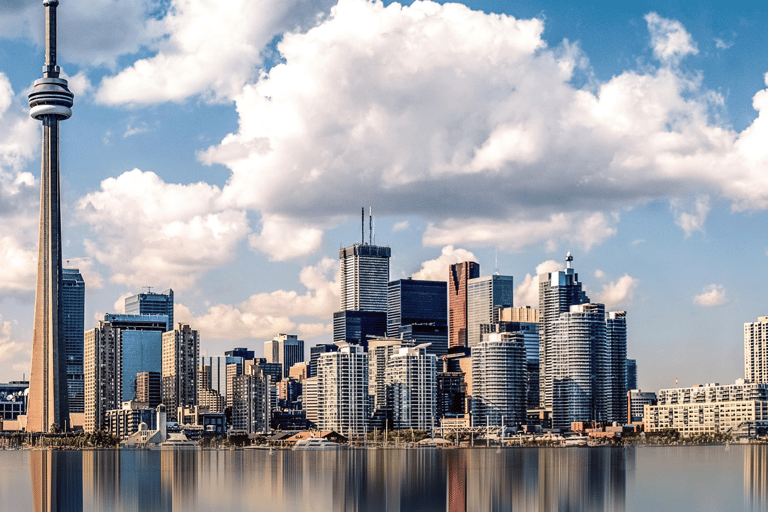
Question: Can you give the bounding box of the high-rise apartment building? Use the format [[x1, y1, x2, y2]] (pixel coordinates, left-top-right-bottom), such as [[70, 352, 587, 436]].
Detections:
[[745, 316, 768, 384], [448, 261, 480, 349], [368, 337, 413, 428], [339, 244, 391, 312], [231, 365, 270, 434], [264, 334, 304, 379], [84, 324, 121, 432], [538, 253, 589, 408], [495, 306, 540, 410], [606, 311, 628, 423], [386, 344, 437, 430], [84, 314, 167, 432], [62, 268, 85, 413], [125, 289, 174, 329], [162, 324, 199, 422], [317, 343, 369, 437], [467, 275, 514, 348], [549, 303, 627, 430], [309, 344, 338, 378], [471, 332, 526, 426], [387, 279, 448, 356]]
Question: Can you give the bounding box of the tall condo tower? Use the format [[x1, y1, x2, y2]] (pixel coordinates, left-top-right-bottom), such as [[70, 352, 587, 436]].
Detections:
[[448, 261, 480, 349], [27, 0, 75, 433], [538, 252, 589, 409]]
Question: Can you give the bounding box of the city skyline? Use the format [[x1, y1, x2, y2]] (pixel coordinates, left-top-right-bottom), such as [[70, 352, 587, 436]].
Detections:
[[0, 0, 767, 394]]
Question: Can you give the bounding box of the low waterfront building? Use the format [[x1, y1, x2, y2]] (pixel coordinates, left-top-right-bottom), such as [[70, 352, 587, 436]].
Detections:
[[644, 380, 768, 435], [106, 401, 157, 439]]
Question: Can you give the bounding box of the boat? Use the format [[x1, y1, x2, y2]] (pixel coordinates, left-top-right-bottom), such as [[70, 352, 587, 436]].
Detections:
[[293, 438, 345, 451]]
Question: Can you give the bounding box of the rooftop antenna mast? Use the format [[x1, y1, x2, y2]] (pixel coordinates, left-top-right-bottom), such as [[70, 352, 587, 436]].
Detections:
[[361, 207, 365, 245], [145, 286, 153, 293], [369, 207, 373, 245], [566, 251, 573, 270], [494, 247, 499, 276]]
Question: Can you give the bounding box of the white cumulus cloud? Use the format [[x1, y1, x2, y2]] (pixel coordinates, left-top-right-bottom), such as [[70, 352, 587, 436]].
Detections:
[[596, 274, 639, 309], [672, 196, 710, 236], [176, 257, 338, 342], [514, 259, 563, 308], [412, 245, 477, 281], [77, 169, 250, 290], [693, 284, 727, 307], [645, 12, 698, 63], [96, 0, 335, 104]]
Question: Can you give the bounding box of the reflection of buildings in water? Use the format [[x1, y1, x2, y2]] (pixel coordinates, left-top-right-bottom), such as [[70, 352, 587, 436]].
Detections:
[[30, 450, 83, 512], [463, 449, 538, 510], [744, 444, 768, 511], [83, 450, 171, 511], [160, 450, 198, 510], [538, 447, 626, 512], [447, 451, 466, 512]]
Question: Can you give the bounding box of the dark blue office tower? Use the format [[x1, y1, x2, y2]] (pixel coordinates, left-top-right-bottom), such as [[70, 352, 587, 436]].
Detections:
[[387, 279, 448, 356], [62, 268, 85, 413]]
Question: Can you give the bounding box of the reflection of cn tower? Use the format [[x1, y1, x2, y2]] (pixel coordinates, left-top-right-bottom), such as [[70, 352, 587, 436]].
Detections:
[[30, 451, 82, 512], [744, 445, 768, 511], [447, 452, 467, 512]]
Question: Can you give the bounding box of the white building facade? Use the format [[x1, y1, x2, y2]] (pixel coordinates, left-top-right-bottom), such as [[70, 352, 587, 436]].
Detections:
[[385, 344, 437, 430], [317, 343, 369, 437], [471, 332, 526, 426]]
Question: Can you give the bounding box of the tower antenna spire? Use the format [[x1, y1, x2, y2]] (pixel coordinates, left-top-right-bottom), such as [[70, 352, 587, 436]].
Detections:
[[369, 207, 372, 245], [361, 207, 364, 245]]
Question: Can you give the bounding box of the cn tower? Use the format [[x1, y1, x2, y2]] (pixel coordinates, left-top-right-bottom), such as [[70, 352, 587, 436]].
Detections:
[[26, 0, 74, 433]]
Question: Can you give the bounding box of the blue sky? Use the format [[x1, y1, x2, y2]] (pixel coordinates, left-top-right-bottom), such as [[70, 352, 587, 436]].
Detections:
[[0, 0, 767, 393]]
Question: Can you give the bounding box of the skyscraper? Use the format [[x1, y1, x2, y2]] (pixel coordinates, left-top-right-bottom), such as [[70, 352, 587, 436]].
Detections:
[[549, 303, 606, 430], [471, 331, 526, 426], [308, 344, 338, 378], [466, 274, 514, 348], [125, 289, 174, 328], [333, 310, 386, 349], [606, 311, 628, 423], [317, 343, 368, 437], [162, 324, 199, 422], [339, 244, 391, 312], [62, 268, 85, 413], [83, 314, 167, 432], [448, 261, 480, 349], [387, 279, 448, 356], [548, 304, 627, 429], [368, 337, 413, 428], [264, 334, 304, 379], [538, 253, 589, 408], [27, 0, 75, 433], [626, 358, 638, 392], [745, 316, 768, 384], [386, 344, 437, 430]]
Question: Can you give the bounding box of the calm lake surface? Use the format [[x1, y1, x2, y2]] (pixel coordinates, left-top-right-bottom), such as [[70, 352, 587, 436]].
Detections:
[[1, 444, 767, 511]]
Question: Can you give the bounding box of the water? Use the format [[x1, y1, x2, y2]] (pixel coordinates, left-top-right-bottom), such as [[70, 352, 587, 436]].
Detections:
[[1, 445, 767, 511]]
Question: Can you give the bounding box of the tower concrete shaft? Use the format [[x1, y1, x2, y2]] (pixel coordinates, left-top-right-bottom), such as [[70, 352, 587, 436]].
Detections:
[[27, 0, 74, 433]]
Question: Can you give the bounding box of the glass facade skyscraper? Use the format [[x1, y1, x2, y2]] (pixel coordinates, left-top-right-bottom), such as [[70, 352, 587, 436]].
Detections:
[[448, 261, 480, 349], [333, 310, 386, 349], [466, 275, 514, 348], [62, 269, 85, 413], [339, 244, 391, 313], [125, 290, 174, 328], [387, 279, 448, 356]]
